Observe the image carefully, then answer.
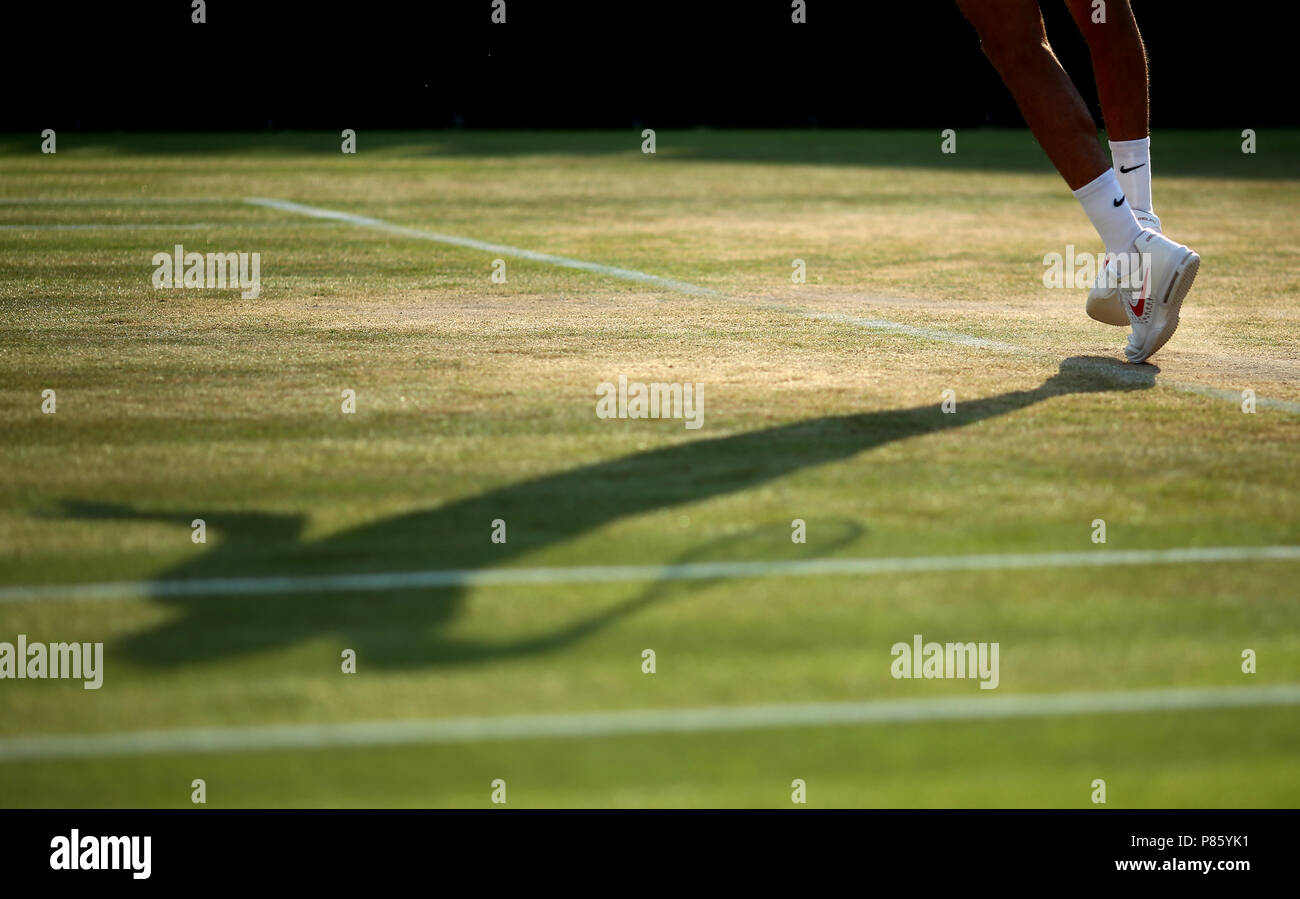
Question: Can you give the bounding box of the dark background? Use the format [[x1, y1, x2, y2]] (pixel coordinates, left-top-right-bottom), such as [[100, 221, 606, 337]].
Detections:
[[3, 1, 1290, 130]]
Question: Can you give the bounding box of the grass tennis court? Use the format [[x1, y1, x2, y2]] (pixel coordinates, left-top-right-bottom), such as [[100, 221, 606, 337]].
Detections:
[[1, 129, 1297, 806]]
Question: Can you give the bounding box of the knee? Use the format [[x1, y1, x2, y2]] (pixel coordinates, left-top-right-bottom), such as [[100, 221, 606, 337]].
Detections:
[[1067, 0, 1135, 49], [980, 31, 1049, 72], [956, 0, 1049, 72]]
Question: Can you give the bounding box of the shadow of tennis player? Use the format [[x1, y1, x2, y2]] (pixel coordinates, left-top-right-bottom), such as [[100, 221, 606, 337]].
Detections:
[[59, 355, 1156, 669]]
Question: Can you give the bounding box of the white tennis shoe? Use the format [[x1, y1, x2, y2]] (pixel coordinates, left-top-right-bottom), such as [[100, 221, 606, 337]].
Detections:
[[1118, 228, 1200, 364]]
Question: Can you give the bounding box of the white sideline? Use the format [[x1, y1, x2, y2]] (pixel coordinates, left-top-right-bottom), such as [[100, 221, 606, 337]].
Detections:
[[245, 197, 718, 296], [2, 545, 1297, 603], [1, 683, 1296, 762], [245, 197, 1300, 415]]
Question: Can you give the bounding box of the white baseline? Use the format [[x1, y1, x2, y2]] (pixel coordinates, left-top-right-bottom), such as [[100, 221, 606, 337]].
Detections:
[[1, 683, 1296, 762], [1, 545, 1297, 603]]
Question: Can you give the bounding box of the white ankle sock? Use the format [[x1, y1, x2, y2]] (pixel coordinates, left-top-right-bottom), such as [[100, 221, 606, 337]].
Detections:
[[1072, 168, 1143, 254], [1109, 136, 1153, 214]]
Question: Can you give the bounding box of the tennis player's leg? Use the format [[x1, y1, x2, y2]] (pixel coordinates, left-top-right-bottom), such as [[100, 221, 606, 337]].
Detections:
[[1067, 0, 1162, 325], [955, 0, 1200, 362]]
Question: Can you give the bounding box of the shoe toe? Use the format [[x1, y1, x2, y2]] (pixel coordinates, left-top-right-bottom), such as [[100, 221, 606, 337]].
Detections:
[[1124, 334, 1147, 364]]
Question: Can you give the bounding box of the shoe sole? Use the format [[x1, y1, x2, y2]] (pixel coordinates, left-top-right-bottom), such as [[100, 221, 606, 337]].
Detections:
[[1130, 250, 1200, 363]]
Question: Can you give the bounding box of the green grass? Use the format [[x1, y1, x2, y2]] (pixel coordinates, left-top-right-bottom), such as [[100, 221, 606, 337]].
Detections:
[[0, 130, 1297, 807]]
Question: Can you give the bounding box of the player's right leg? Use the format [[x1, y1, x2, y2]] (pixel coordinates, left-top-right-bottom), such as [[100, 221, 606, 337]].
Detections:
[[1065, 0, 1162, 325]]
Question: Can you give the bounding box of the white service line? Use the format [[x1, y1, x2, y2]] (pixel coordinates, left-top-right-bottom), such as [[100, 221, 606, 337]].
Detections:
[[2, 545, 1297, 604], [245, 197, 718, 296], [2, 683, 1296, 762], [246, 197, 1299, 415]]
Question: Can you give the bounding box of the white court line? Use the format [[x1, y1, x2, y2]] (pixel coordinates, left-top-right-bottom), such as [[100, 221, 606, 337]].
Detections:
[[0, 198, 232, 205], [246, 197, 1300, 414], [795, 308, 1024, 352], [1, 683, 1296, 762], [0, 223, 215, 232], [1, 545, 1297, 604], [1170, 382, 1300, 415], [0, 222, 347, 232], [245, 197, 718, 296]]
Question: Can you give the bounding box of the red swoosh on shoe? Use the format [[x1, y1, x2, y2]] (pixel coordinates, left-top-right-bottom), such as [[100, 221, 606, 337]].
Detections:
[[1129, 266, 1150, 318]]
